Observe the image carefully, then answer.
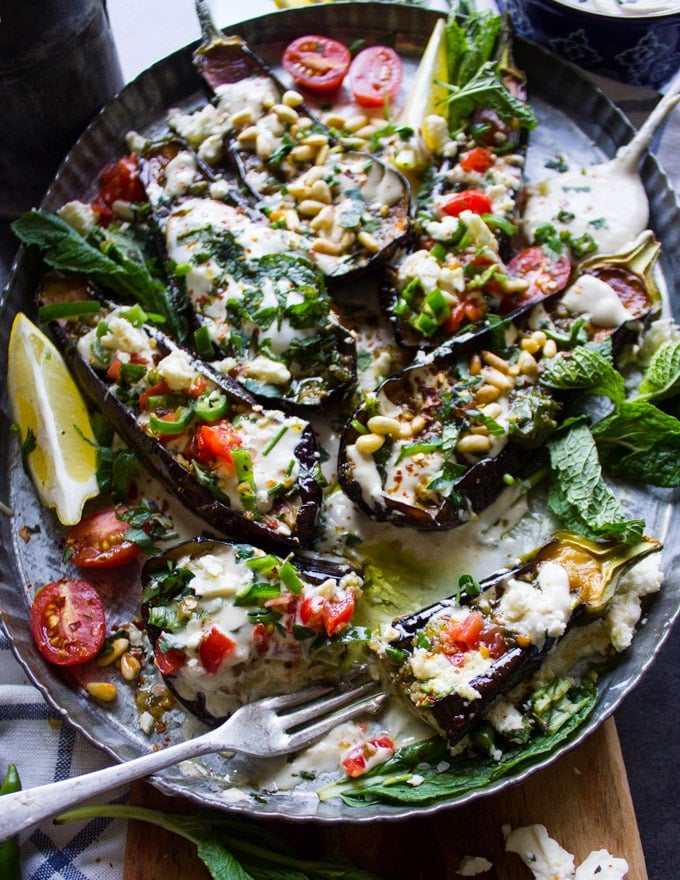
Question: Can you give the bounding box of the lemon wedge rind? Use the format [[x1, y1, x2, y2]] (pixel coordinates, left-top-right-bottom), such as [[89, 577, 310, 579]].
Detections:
[[7, 312, 99, 526]]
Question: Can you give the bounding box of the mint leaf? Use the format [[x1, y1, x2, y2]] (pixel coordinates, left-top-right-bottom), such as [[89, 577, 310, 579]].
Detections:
[[11, 209, 189, 342], [539, 344, 625, 406], [546, 421, 644, 543], [635, 339, 680, 403], [592, 401, 680, 488]]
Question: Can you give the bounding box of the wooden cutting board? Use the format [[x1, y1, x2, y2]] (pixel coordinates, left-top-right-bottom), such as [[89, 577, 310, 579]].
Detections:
[[123, 718, 646, 879]]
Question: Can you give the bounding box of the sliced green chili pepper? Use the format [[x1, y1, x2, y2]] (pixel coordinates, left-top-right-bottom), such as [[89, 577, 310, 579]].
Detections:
[[38, 300, 101, 322], [0, 763, 22, 880], [149, 405, 194, 435], [232, 448, 257, 512], [194, 390, 229, 422]]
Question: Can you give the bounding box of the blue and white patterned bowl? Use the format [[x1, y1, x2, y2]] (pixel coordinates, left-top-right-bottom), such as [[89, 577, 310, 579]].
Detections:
[[499, 0, 680, 91]]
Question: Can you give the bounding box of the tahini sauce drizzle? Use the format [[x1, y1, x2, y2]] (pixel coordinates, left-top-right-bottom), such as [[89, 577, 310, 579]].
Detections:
[[522, 87, 680, 254]]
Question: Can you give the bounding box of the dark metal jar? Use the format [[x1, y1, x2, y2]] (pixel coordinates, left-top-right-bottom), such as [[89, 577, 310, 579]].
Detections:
[[0, 0, 124, 219]]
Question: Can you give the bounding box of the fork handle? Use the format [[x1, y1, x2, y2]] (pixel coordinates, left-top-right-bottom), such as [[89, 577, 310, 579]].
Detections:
[[0, 730, 219, 843]]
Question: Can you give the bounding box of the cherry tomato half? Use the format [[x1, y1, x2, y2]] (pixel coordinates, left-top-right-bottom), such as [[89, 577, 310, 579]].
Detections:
[[199, 627, 236, 674], [65, 507, 139, 569], [282, 35, 351, 92], [154, 642, 186, 676], [458, 146, 494, 174], [30, 579, 106, 666], [349, 45, 403, 108], [506, 246, 572, 309], [441, 189, 493, 217]]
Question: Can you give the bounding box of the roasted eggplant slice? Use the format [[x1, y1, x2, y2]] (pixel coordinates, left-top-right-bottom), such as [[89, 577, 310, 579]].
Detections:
[[377, 532, 661, 746], [138, 138, 357, 409], [141, 536, 365, 723], [339, 233, 662, 529], [337, 321, 562, 529], [174, 0, 411, 280], [37, 273, 322, 551], [378, 18, 536, 352]]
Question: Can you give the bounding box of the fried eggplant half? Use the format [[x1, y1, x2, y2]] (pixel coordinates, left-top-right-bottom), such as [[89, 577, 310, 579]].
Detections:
[[38, 273, 322, 551], [376, 532, 661, 746], [139, 137, 357, 409], [165, 2, 411, 280], [141, 536, 365, 723]]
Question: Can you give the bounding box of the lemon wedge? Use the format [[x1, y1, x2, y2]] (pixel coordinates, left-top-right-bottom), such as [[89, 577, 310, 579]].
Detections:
[[7, 312, 99, 525], [398, 18, 449, 135]]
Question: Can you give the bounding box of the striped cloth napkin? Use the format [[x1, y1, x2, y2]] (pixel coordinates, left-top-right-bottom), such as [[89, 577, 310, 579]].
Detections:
[[0, 628, 128, 880]]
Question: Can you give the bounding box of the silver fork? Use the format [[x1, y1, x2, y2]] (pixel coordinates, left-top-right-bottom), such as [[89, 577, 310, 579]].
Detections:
[[0, 681, 386, 843]]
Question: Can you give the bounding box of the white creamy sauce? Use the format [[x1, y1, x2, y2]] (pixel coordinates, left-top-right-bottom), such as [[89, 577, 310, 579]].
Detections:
[[522, 162, 649, 254], [560, 274, 633, 327], [556, 0, 677, 14], [457, 855, 494, 876], [499, 561, 574, 648]]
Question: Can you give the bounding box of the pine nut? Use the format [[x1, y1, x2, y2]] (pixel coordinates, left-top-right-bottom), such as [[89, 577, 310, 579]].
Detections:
[[482, 350, 510, 374], [272, 103, 298, 125], [297, 199, 326, 217], [323, 113, 347, 129], [310, 179, 332, 204], [470, 424, 490, 435], [310, 205, 335, 230], [518, 350, 538, 376], [120, 652, 142, 682], [355, 124, 379, 140], [295, 115, 313, 130], [315, 143, 330, 166], [483, 367, 514, 391], [543, 339, 558, 358], [469, 353, 482, 376], [355, 433, 385, 455], [481, 403, 502, 420], [475, 384, 501, 404], [230, 109, 252, 128], [284, 209, 301, 231], [358, 230, 381, 254], [283, 89, 304, 107], [311, 238, 343, 256], [456, 433, 493, 454], [304, 166, 326, 184], [532, 330, 547, 345], [340, 230, 356, 249], [344, 114, 369, 132], [290, 144, 315, 163], [86, 681, 118, 702], [410, 414, 426, 435], [367, 415, 402, 436], [520, 336, 541, 354], [97, 637, 130, 667], [302, 133, 330, 148], [255, 131, 276, 158], [237, 125, 258, 143], [285, 180, 310, 200]]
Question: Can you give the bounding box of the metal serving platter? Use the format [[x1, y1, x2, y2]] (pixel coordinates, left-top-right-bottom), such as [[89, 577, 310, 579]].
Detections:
[[1, 2, 679, 822]]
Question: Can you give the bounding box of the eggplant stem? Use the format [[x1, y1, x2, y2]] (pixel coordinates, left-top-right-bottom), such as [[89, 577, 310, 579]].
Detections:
[[195, 0, 224, 45], [613, 82, 680, 173]]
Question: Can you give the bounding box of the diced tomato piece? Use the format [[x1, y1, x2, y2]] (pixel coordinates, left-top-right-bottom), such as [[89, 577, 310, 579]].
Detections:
[[341, 735, 396, 778], [443, 298, 485, 335], [252, 622, 269, 656], [199, 627, 236, 674], [299, 593, 326, 632], [193, 421, 242, 467], [479, 623, 507, 659], [185, 374, 208, 398], [97, 154, 146, 206], [107, 358, 123, 381], [441, 189, 493, 217], [459, 146, 494, 173], [440, 612, 485, 654], [322, 591, 355, 637], [139, 381, 171, 410], [154, 643, 186, 675]]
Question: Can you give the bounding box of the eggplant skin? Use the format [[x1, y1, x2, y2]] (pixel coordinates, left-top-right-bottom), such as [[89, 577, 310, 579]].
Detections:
[[380, 533, 661, 746], [38, 276, 322, 553]]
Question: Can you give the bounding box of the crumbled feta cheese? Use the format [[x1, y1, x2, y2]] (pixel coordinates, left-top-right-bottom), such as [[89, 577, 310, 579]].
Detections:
[[499, 562, 574, 648], [58, 200, 97, 236], [505, 824, 575, 880], [457, 855, 493, 876], [156, 348, 198, 391], [242, 355, 292, 386]]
